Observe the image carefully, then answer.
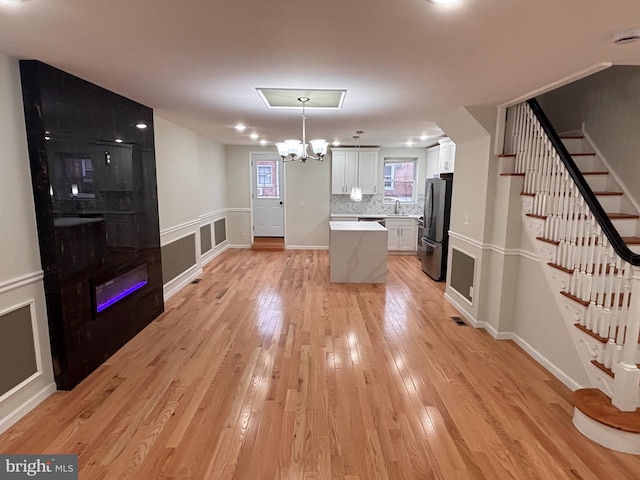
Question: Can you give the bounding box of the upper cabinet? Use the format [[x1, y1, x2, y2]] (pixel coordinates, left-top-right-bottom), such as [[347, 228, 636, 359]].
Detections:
[[438, 138, 456, 173], [331, 148, 380, 195]]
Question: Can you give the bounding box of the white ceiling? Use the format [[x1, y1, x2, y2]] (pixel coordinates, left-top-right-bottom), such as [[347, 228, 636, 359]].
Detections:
[[1, 0, 639, 148]]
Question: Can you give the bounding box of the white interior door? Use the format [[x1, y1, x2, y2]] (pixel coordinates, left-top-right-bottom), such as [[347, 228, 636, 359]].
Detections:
[[252, 154, 284, 237]]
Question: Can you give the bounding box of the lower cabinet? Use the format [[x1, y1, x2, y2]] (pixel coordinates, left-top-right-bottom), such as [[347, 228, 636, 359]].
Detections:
[[386, 218, 417, 252]]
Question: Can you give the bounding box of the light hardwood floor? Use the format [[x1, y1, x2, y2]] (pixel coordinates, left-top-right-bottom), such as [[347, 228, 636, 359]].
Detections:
[[1, 249, 640, 479]]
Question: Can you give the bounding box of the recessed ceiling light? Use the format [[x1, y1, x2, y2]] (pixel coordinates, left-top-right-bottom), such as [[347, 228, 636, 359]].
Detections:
[[136, 122, 148, 129], [115, 138, 123, 143], [235, 124, 247, 132], [259, 139, 268, 145], [406, 140, 415, 146], [429, 0, 460, 4], [332, 141, 341, 147], [249, 133, 259, 140]]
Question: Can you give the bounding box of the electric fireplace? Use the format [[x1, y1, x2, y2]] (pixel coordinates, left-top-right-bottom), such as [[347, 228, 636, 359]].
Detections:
[[93, 256, 149, 315]]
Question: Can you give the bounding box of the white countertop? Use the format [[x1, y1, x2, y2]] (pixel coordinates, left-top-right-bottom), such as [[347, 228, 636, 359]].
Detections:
[[330, 214, 420, 220], [329, 221, 387, 232]]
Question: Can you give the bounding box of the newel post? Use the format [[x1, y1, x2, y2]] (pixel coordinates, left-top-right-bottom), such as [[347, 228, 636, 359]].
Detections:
[[612, 265, 640, 411]]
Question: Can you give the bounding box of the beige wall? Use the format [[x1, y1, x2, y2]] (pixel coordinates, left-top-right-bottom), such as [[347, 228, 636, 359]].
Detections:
[[225, 145, 332, 248], [155, 116, 200, 232], [154, 115, 228, 295], [440, 105, 588, 390], [0, 53, 55, 433]]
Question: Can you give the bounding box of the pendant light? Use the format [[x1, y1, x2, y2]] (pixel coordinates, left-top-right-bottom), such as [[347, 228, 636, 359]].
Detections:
[[350, 131, 364, 201]]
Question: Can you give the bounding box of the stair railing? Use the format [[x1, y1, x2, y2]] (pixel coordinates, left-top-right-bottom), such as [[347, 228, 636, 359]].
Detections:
[[510, 99, 640, 411]]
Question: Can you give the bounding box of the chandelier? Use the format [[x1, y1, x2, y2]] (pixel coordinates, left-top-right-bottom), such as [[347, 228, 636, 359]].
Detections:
[[276, 97, 328, 163]]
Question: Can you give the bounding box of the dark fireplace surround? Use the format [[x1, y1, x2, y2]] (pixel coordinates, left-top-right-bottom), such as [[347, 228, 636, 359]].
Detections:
[[20, 61, 164, 390]]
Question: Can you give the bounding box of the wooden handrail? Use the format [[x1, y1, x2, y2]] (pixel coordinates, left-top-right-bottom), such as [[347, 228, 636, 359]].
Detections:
[[527, 98, 640, 266]]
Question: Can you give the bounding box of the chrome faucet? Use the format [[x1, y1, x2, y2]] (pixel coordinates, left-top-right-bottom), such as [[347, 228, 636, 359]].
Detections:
[[394, 200, 400, 215]]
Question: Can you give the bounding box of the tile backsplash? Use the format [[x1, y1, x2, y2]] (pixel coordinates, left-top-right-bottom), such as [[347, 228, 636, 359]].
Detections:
[[331, 194, 424, 216]]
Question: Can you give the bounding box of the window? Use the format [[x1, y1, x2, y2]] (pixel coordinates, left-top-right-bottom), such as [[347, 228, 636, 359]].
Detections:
[[255, 159, 280, 199], [383, 158, 417, 203], [257, 165, 273, 187]]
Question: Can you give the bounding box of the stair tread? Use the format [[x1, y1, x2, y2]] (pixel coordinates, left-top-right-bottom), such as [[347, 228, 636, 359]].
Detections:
[[593, 191, 623, 196], [581, 171, 609, 176], [527, 212, 638, 220], [622, 236, 640, 245], [574, 388, 640, 433]]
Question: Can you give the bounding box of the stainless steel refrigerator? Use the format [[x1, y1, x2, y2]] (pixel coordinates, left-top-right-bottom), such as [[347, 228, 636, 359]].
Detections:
[[419, 173, 453, 280]]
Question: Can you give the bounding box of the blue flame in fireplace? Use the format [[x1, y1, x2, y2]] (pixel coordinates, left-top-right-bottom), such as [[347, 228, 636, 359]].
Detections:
[[96, 280, 148, 313]]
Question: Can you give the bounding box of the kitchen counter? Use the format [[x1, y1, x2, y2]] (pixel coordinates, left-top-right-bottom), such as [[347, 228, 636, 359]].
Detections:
[[330, 213, 421, 220], [329, 221, 388, 283]]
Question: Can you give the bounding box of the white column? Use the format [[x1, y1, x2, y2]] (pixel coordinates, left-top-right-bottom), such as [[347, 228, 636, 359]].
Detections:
[[612, 265, 640, 411]]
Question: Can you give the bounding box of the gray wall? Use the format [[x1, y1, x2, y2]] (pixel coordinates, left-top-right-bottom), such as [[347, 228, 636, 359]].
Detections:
[[538, 66, 640, 204]]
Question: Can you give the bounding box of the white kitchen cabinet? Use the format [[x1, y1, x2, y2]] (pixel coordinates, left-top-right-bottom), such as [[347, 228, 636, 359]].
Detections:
[[331, 148, 380, 195], [425, 145, 440, 179], [438, 138, 456, 173], [386, 218, 417, 252]]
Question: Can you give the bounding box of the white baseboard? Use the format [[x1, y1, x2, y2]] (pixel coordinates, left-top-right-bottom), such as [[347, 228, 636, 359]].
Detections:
[[0, 382, 56, 435], [163, 264, 203, 301], [444, 292, 583, 392], [285, 245, 329, 250], [201, 243, 229, 266]]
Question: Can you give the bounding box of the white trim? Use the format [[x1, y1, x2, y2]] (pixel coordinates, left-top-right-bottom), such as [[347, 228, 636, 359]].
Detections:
[[163, 263, 203, 301], [199, 209, 227, 220], [285, 245, 329, 250], [0, 382, 56, 435], [0, 300, 44, 391], [582, 127, 640, 216], [226, 207, 252, 213], [227, 244, 251, 249], [495, 62, 611, 165], [201, 243, 229, 266], [160, 218, 200, 237], [573, 408, 640, 454], [445, 292, 583, 392], [0, 270, 44, 294], [507, 331, 584, 392], [160, 229, 197, 248], [499, 62, 612, 109], [448, 231, 538, 262]]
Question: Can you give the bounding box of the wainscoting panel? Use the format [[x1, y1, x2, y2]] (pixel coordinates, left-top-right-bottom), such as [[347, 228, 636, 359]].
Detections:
[[450, 248, 476, 303], [200, 223, 212, 254], [214, 218, 227, 246], [161, 233, 196, 284], [0, 304, 37, 397]]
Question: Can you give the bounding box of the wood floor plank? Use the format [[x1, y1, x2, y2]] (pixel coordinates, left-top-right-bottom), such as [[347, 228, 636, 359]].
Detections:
[[1, 249, 639, 479]]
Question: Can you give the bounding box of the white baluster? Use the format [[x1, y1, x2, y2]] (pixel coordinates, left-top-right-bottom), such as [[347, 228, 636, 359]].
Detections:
[[612, 265, 640, 412]]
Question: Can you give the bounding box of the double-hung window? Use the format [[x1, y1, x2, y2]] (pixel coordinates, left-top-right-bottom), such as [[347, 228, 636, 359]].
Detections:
[[383, 158, 417, 203]]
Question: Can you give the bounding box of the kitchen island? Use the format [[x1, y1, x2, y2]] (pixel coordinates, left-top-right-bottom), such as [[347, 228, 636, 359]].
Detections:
[[329, 221, 388, 283]]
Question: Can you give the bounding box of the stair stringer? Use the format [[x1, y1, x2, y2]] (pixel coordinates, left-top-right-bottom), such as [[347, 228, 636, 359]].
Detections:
[[520, 195, 615, 396]]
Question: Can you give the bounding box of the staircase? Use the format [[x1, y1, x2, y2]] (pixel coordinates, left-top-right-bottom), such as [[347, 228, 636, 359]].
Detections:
[[506, 100, 640, 453]]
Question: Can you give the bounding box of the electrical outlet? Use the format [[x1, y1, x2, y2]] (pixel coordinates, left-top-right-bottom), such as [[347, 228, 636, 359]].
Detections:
[[464, 214, 470, 225], [469, 285, 474, 298]]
